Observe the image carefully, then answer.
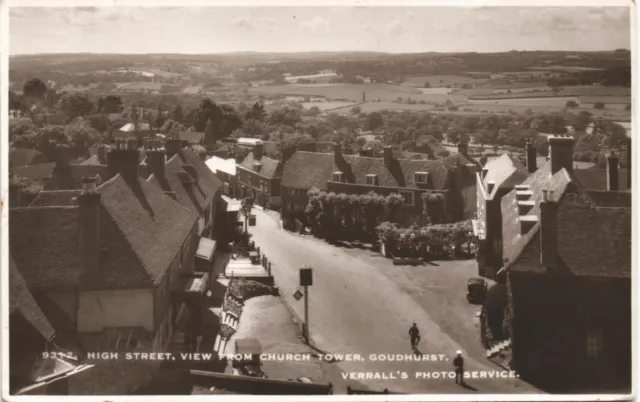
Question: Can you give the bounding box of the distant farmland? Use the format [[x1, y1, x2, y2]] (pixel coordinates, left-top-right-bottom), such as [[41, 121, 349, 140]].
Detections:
[[402, 75, 487, 88]]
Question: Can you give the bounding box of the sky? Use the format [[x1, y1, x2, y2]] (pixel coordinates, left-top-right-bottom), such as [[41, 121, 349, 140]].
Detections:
[[9, 6, 632, 55]]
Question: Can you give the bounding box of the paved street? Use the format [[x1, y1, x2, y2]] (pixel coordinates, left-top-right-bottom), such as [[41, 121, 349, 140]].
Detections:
[[248, 207, 541, 394]]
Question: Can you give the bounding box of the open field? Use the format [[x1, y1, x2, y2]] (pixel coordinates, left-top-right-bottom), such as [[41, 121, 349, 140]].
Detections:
[[401, 75, 488, 88], [248, 83, 467, 103], [529, 65, 604, 72], [331, 101, 436, 114], [301, 101, 358, 111]]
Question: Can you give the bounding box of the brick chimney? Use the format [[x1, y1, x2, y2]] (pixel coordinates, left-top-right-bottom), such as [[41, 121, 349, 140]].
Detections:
[[146, 146, 166, 179], [107, 138, 140, 180], [97, 144, 107, 165], [549, 135, 575, 175], [253, 142, 264, 160], [606, 152, 619, 191], [165, 138, 182, 159], [526, 139, 537, 173], [78, 177, 101, 285], [540, 190, 559, 269], [457, 142, 468, 156], [53, 143, 70, 172], [333, 142, 343, 165], [383, 146, 393, 165]]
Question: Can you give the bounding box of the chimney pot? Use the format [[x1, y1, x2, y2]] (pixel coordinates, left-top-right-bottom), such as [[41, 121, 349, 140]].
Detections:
[[549, 135, 575, 174], [81, 177, 98, 194], [607, 152, 620, 191], [457, 142, 468, 156], [383, 146, 393, 165], [253, 142, 264, 160]]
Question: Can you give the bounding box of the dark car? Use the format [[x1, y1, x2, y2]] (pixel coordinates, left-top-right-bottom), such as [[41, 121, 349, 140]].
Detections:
[[467, 278, 488, 304], [240, 364, 265, 378]]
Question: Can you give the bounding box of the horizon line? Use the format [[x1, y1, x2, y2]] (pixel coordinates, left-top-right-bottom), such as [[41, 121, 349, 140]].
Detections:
[[10, 48, 630, 57]]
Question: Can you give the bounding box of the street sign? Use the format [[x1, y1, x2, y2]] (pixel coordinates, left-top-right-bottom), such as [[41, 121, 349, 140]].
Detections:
[[293, 290, 303, 301], [299, 267, 313, 287]]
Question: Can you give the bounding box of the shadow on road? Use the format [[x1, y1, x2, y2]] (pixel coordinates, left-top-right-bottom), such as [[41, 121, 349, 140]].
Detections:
[[459, 382, 478, 391]]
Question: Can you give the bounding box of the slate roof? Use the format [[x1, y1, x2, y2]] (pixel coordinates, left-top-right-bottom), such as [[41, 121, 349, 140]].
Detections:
[[12, 163, 55, 184], [482, 154, 529, 190], [501, 160, 631, 279], [28, 190, 81, 207], [10, 148, 49, 168], [239, 152, 283, 180], [148, 148, 223, 215], [572, 168, 629, 191], [10, 257, 56, 341], [44, 165, 112, 190], [282, 151, 454, 191]]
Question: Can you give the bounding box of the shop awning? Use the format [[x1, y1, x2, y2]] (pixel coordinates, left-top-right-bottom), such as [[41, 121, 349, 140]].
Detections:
[[196, 238, 217, 262]]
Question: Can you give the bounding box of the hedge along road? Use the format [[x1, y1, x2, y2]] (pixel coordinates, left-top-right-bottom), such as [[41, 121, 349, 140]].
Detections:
[[247, 208, 540, 395]]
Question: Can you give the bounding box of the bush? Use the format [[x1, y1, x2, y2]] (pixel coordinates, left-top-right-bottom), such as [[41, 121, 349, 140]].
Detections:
[[594, 102, 605, 110], [229, 278, 272, 301]]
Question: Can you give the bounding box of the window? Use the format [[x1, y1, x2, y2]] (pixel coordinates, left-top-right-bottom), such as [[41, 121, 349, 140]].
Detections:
[[586, 330, 604, 360], [365, 174, 378, 186], [399, 190, 414, 206]]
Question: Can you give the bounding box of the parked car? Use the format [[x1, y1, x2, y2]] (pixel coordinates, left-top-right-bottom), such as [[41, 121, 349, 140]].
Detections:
[[240, 364, 265, 378], [467, 278, 488, 304]]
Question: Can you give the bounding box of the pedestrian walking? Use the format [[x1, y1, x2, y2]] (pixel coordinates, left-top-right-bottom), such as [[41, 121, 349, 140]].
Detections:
[[408, 323, 421, 350], [453, 350, 465, 385]]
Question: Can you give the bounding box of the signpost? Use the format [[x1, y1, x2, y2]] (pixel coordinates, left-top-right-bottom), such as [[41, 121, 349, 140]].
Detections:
[[299, 266, 313, 342]]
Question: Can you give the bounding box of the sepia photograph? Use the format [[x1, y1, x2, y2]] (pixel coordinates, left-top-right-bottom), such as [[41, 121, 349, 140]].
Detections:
[[3, 4, 634, 398]]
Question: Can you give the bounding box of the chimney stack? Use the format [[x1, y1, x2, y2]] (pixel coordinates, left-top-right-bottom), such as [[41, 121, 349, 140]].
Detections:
[[383, 146, 393, 165], [165, 138, 181, 159], [549, 135, 575, 175], [53, 143, 70, 172], [526, 139, 537, 173], [540, 190, 558, 269], [333, 142, 343, 165], [253, 142, 264, 160], [146, 147, 166, 179], [107, 138, 140, 181], [457, 142, 468, 156], [606, 152, 620, 191], [97, 144, 107, 165], [78, 177, 101, 285]]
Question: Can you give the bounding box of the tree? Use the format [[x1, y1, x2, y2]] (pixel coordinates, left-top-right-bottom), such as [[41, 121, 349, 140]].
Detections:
[[172, 105, 185, 123], [67, 126, 101, 149], [23, 78, 47, 102], [59, 94, 94, 120], [9, 118, 36, 142], [424, 82, 431, 88], [97, 95, 124, 113], [246, 102, 266, 121], [269, 107, 301, 127], [594, 102, 605, 110], [364, 112, 384, 131], [156, 107, 165, 128], [565, 100, 579, 109], [350, 106, 361, 115], [87, 114, 111, 133]]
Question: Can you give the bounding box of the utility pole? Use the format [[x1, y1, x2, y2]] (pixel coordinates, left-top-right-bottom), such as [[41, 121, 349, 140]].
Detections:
[[304, 284, 309, 341]]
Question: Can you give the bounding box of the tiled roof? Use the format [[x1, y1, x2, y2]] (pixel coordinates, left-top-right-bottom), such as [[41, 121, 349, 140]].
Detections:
[[585, 190, 632, 208], [502, 161, 631, 279], [483, 154, 529, 190], [99, 174, 198, 286], [282, 151, 454, 190], [177, 131, 204, 145], [10, 206, 84, 291], [29, 190, 81, 207], [239, 152, 282, 180], [10, 257, 56, 341], [12, 163, 55, 184], [44, 165, 112, 190], [148, 148, 222, 215], [10, 148, 49, 168], [573, 168, 629, 191]]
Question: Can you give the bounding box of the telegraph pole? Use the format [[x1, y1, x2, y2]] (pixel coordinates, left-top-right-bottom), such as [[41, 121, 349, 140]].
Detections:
[[304, 285, 309, 341]]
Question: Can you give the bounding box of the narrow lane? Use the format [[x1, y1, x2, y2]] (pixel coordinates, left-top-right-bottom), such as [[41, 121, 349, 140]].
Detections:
[[248, 208, 539, 394]]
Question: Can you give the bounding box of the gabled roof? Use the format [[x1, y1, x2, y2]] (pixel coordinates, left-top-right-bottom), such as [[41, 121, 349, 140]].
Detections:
[[99, 174, 198, 286], [10, 148, 49, 168], [148, 148, 223, 215], [482, 154, 529, 190], [282, 151, 454, 191], [12, 163, 55, 184], [573, 168, 629, 191], [502, 161, 631, 279], [10, 257, 55, 341], [239, 152, 282, 180], [11, 172, 200, 291], [177, 131, 204, 145]]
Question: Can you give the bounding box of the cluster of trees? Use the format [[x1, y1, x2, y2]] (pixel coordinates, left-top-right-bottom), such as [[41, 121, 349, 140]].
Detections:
[[305, 188, 405, 241], [375, 220, 473, 259]]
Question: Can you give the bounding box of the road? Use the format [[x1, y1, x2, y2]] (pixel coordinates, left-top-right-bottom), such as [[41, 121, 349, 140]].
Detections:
[[248, 207, 540, 394]]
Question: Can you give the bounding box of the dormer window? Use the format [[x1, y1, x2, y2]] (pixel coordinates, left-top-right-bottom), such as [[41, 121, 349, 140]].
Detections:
[[414, 172, 428, 184], [332, 171, 344, 183], [365, 174, 378, 186]]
